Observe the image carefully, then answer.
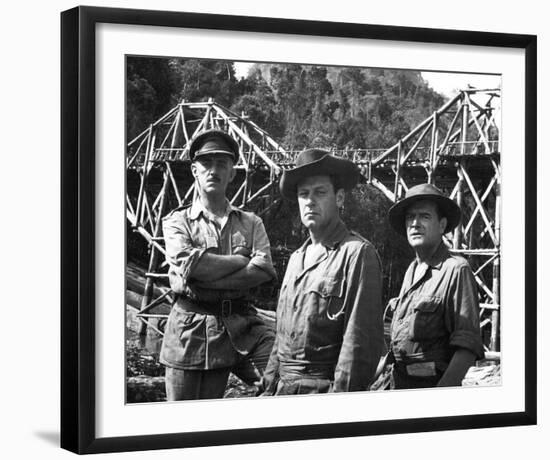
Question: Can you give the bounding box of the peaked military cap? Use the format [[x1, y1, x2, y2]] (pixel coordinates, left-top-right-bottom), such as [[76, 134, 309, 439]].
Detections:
[[188, 129, 239, 162]]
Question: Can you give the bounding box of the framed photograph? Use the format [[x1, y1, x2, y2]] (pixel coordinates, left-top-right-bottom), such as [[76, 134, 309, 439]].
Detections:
[[61, 5, 537, 454]]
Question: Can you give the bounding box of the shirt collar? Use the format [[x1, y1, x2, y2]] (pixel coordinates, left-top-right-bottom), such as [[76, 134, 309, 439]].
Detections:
[[423, 241, 449, 270], [296, 218, 349, 253], [188, 198, 241, 220]]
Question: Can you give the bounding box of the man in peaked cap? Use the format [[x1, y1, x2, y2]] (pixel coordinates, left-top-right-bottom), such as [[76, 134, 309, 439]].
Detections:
[[159, 129, 277, 400], [375, 183, 484, 390], [259, 149, 386, 395]]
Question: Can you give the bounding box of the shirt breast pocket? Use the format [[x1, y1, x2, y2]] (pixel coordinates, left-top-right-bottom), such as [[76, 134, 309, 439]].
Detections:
[[187, 235, 212, 251], [409, 295, 446, 342], [190, 225, 214, 250], [304, 277, 346, 351], [231, 232, 251, 257], [309, 277, 346, 321]]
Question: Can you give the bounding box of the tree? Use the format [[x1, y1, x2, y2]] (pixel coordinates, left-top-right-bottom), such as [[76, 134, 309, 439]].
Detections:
[[126, 57, 175, 141], [231, 66, 285, 140], [168, 59, 241, 108], [266, 64, 334, 149]]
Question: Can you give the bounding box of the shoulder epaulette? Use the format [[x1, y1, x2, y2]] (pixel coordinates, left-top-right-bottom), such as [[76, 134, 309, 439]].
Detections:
[[231, 205, 251, 215], [349, 230, 368, 242], [163, 203, 191, 220]]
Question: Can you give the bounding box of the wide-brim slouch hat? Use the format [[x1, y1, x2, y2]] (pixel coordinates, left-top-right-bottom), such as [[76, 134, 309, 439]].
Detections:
[[388, 183, 461, 235], [279, 148, 360, 201], [189, 129, 239, 162]]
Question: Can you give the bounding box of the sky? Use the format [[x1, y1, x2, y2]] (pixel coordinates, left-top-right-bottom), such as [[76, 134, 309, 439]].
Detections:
[[233, 62, 500, 99], [420, 71, 500, 98]]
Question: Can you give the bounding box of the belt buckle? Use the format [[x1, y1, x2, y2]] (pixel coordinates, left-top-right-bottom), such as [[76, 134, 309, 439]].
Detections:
[[406, 361, 436, 377], [221, 299, 232, 316]]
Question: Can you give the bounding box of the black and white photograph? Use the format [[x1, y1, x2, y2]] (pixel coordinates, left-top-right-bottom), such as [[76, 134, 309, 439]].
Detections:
[[125, 58, 503, 403], [48, 2, 542, 457]]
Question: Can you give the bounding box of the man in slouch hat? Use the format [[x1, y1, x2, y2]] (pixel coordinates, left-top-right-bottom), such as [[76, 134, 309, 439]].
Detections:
[[376, 183, 484, 389], [259, 149, 386, 395], [159, 129, 276, 400]]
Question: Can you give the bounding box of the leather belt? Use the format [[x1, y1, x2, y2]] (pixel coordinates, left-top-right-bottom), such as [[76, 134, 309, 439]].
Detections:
[[279, 361, 335, 380], [391, 348, 452, 365], [391, 348, 450, 378], [176, 295, 249, 317]]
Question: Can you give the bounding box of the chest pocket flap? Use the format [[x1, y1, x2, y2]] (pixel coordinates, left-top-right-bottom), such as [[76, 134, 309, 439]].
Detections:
[[308, 276, 345, 298], [308, 277, 345, 321], [409, 295, 445, 342], [231, 231, 248, 248], [412, 295, 442, 313]]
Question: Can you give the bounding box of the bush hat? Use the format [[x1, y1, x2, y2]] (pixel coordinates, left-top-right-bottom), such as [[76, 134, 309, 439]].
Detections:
[[279, 148, 360, 200], [188, 129, 239, 162], [388, 183, 461, 235]]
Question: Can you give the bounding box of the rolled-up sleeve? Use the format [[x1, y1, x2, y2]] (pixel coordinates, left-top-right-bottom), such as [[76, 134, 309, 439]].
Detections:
[[162, 212, 206, 294], [333, 244, 387, 392], [248, 215, 277, 281], [447, 264, 485, 360]]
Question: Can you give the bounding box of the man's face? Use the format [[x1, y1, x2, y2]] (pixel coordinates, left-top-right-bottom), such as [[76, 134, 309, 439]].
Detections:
[[405, 200, 447, 252], [191, 154, 235, 196], [297, 175, 344, 233]]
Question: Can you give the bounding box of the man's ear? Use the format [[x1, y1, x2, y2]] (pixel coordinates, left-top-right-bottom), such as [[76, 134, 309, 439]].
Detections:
[[190, 162, 198, 179], [336, 188, 345, 209], [229, 164, 236, 182], [439, 216, 448, 234]]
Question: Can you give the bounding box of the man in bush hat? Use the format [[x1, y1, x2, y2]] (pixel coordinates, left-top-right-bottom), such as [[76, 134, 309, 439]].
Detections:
[[259, 149, 386, 395], [378, 183, 484, 389], [159, 128, 277, 400]]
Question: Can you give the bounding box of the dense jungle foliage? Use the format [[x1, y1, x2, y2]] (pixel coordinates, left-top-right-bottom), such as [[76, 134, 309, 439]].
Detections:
[[126, 57, 447, 301]]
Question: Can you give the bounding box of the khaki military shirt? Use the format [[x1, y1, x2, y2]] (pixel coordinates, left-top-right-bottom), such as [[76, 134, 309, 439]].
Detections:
[[264, 219, 386, 393], [160, 199, 276, 370], [390, 243, 485, 378]]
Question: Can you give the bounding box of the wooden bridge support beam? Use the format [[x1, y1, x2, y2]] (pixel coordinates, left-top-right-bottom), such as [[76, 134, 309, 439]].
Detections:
[[394, 140, 402, 199], [138, 167, 170, 338], [453, 167, 464, 249], [490, 181, 501, 351]]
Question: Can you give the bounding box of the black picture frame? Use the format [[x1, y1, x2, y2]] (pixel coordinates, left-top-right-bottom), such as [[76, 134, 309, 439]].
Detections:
[[60, 5, 537, 454]]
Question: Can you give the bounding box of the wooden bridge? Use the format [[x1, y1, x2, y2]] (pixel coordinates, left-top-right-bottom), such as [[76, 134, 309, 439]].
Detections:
[[127, 88, 501, 353]]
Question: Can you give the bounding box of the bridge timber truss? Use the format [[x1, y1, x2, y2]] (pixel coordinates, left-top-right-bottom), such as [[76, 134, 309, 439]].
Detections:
[[127, 88, 501, 354]]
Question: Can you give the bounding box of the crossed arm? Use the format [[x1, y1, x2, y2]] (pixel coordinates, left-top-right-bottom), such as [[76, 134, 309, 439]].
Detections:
[[163, 212, 275, 293], [192, 251, 272, 290], [190, 252, 250, 282]]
